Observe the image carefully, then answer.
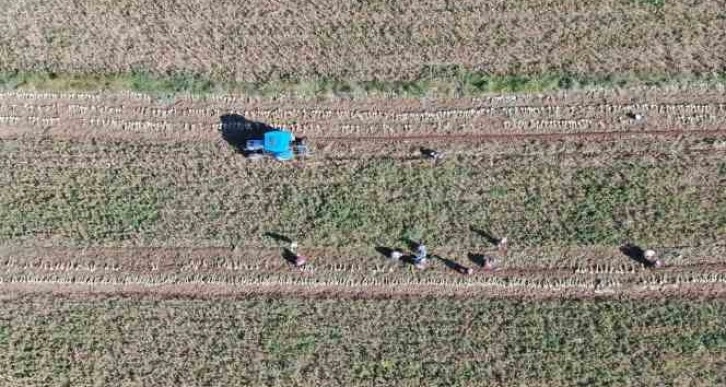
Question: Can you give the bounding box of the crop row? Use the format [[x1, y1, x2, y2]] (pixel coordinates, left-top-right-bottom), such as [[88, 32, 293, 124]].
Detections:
[[3, 267, 726, 296], [4, 114, 725, 144], [3, 93, 726, 142], [2, 83, 726, 106], [4, 98, 726, 122], [3, 242, 726, 276], [4, 241, 726, 274]]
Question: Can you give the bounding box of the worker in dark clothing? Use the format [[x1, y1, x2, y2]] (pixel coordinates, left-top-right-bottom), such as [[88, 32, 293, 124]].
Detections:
[[420, 147, 445, 165], [289, 241, 307, 268], [483, 255, 497, 271]]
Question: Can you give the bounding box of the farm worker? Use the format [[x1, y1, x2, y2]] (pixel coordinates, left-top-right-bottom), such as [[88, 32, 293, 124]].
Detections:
[[390, 250, 404, 260], [644, 249, 663, 268], [482, 255, 497, 271], [294, 254, 307, 268], [413, 243, 427, 269], [497, 237, 508, 256], [627, 112, 645, 121], [420, 147, 445, 165], [287, 242, 308, 268]]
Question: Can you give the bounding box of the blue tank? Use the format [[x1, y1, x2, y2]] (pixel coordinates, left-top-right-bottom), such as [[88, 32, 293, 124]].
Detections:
[[264, 130, 294, 160]]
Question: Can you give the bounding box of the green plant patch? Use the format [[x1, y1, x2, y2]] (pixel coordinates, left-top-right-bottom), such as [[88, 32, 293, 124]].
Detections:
[[0, 167, 167, 243], [270, 159, 723, 248], [0, 69, 723, 98], [2, 141, 723, 248]]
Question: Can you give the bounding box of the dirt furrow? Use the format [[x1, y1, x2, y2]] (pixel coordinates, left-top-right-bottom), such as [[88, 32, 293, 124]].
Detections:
[[1, 278, 726, 301]]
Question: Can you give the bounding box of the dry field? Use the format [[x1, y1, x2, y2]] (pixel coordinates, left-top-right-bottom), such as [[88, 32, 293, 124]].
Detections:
[[1, 0, 725, 81], [2, 0, 726, 378]]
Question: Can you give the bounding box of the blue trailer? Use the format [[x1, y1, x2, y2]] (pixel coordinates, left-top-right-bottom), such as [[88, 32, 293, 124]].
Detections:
[[244, 130, 309, 161]]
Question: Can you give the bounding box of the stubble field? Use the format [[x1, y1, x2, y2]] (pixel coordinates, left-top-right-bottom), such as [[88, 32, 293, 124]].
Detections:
[[1, 0, 726, 83]]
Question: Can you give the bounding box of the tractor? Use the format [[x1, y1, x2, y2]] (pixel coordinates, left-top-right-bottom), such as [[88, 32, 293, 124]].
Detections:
[[244, 130, 309, 161]]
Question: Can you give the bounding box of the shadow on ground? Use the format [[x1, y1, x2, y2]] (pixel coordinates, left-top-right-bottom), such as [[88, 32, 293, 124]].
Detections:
[[469, 226, 501, 245], [220, 114, 275, 154], [264, 232, 292, 244], [435, 255, 471, 274], [375, 246, 415, 265], [467, 253, 487, 267], [620, 243, 655, 268]]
